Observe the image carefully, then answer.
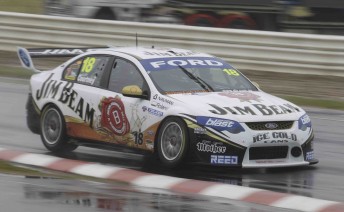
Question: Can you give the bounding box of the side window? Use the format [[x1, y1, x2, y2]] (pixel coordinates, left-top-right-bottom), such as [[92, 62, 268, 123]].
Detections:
[[108, 59, 146, 93], [76, 56, 110, 87], [63, 59, 83, 81]]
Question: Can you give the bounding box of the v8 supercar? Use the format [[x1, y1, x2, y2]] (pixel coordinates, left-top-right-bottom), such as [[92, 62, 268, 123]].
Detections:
[[18, 46, 318, 168]]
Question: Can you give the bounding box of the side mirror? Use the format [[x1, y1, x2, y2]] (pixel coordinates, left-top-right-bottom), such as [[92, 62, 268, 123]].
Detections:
[[122, 85, 148, 99]]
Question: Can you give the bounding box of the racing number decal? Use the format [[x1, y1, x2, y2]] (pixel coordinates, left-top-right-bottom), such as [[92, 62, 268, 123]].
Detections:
[[133, 131, 144, 145], [223, 69, 240, 76], [81, 57, 96, 73]]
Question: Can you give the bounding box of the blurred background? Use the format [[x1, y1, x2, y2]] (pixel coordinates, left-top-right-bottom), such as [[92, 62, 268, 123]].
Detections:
[[0, 2, 344, 210], [0, 0, 343, 109], [3, 0, 344, 35]]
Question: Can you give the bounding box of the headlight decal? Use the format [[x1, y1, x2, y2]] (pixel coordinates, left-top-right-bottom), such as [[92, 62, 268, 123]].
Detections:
[[298, 114, 312, 131], [196, 116, 245, 134], [183, 118, 245, 149]]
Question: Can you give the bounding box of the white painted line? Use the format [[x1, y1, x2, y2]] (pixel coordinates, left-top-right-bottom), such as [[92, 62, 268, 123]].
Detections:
[[132, 175, 187, 190], [11, 154, 60, 167], [271, 195, 337, 212], [70, 164, 123, 178], [200, 184, 261, 200]]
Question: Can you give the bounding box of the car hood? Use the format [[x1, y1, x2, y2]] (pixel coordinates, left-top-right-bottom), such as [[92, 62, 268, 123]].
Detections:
[[169, 91, 304, 122]]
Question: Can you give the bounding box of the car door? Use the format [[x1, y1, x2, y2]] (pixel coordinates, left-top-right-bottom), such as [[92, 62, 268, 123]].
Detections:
[[61, 54, 115, 141], [62, 54, 158, 151], [98, 57, 155, 151]]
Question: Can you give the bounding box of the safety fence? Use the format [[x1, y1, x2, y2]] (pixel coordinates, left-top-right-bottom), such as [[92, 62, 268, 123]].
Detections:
[[1, 11, 344, 76]]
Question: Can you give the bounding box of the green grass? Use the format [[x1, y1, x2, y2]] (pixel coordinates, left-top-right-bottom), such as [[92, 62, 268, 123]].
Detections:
[[0, 0, 43, 14], [1, 65, 343, 111], [0, 161, 48, 176], [0, 160, 127, 184], [0, 160, 89, 181], [0, 66, 33, 78], [278, 95, 344, 111]]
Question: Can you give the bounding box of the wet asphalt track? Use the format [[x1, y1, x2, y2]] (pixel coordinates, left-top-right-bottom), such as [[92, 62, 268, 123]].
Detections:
[[0, 77, 343, 210]]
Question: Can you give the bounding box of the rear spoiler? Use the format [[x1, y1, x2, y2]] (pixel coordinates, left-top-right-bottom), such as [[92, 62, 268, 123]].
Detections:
[[17, 46, 108, 72]]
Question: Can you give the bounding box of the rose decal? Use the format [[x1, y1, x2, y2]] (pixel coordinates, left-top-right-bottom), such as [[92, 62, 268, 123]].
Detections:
[[219, 92, 262, 103], [100, 96, 130, 136]]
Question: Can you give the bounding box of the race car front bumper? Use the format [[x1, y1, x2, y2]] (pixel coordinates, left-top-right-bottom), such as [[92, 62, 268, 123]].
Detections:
[[184, 118, 318, 168]]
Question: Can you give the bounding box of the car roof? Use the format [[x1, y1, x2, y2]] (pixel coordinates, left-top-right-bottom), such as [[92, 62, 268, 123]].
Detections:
[[104, 46, 214, 60]]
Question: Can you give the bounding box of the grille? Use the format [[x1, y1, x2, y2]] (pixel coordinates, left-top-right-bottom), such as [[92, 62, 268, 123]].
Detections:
[[246, 121, 293, 131], [249, 146, 289, 160]]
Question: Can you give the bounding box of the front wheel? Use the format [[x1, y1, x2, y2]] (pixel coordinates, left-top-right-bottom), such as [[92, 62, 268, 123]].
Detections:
[[40, 105, 77, 153], [157, 117, 189, 168]]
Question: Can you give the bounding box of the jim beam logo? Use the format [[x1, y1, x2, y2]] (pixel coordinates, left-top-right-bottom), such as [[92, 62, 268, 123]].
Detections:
[[208, 103, 299, 116], [35, 74, 95, 127]]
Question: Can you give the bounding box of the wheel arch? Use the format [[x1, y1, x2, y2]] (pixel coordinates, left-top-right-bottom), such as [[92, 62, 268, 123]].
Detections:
[[41, 102, 62, 115], [40, 102, 67, 126], [39, 102, 78, 153]]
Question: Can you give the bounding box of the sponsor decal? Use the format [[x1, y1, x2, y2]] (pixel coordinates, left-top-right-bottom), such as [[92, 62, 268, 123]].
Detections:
[[196, 141, 226, 154], [148, 108, 163, 117], [208, 103, 300, 116], [146, 130, 154, 136], [100, 96, 130, 136], [165, 90, 208, 95], [151, 101, 168, 110], [145, 139, 154, 150], [210, 155, 238, 165], [36, 75, 95, 127], [42, 49, 86, 55], [140, 57, 232, 71], [18, 48, 31, 67], [152, 94, 174, 105], [298, 114, 312, 131], [77, 75, 95, 85], [196, 116, 245, 134], [194, 127, 207, 134], [306, 151, 314, 161], [219, 92, 262, 103], [143, 50, 197, 57], [35, 48, 94, 55], [253, 132, 297, 143], [142, 106, 163, 117]]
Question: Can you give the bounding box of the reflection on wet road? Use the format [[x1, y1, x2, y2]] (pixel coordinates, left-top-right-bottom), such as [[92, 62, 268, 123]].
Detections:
[[0, 174, 290, 212]]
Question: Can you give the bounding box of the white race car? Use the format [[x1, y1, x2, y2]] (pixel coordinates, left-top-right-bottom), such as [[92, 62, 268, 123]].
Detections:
[[18, 46, 317, 168]]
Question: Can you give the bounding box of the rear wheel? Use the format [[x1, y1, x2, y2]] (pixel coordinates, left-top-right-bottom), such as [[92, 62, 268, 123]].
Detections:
[[157, 117, 189, 168], [40, 105, 77, 153]]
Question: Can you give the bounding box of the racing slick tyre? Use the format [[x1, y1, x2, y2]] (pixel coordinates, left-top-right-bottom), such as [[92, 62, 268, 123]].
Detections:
[[40, 105, 77, 153], [157, 117, 189, 168]]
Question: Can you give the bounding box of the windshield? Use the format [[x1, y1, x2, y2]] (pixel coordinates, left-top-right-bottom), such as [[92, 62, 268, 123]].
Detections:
[[140, 57, 258, 94]]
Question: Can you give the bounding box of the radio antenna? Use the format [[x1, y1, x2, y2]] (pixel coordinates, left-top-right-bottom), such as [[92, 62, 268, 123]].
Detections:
[[136, 33, 138, 48]]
